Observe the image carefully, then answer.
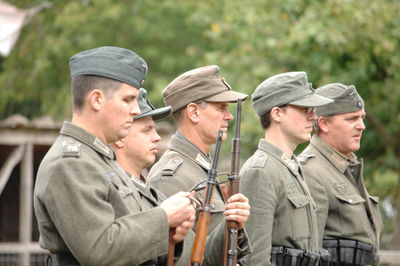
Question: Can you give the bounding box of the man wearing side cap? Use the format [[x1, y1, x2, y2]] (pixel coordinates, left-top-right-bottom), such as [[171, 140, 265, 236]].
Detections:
[[34, 46, 195, 266], [239, 72, 333, 265], [298, 83, 382, 266], [148, 65, 251, 235], [113, 88, 251, 265]]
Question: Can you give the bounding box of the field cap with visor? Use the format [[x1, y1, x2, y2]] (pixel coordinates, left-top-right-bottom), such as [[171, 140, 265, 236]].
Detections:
[[134, 88, 171, 121], [70, 46, 148, 89], [315, 83, 364, 116], [251, 71, 334, 116], [162, 65, 248, 113]]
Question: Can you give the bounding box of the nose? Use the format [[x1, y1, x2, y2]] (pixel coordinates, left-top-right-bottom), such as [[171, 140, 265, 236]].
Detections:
[[224, 109, 234, 121], [153, 130, 161, 143], [356, 118, 366, 130], [130, 99, 140, 117], [309, 110, 318, 121]]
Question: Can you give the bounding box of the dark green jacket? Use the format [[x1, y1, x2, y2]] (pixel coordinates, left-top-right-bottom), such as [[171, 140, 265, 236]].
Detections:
[[298, 135, 382, 248], [240, 139, 319, 266]]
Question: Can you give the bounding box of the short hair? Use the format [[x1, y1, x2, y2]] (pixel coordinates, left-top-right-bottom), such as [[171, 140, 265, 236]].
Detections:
[[71, 75, 123, 110], [172, 100, 207, 123], [260, 112, 271, 129], [260, 105, 287, 129]]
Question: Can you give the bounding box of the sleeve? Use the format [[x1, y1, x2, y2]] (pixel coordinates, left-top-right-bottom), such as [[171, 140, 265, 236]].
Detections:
[[40, 157, 169, 266], [303, 168, 329, 247], [239, 166, 277, 266]]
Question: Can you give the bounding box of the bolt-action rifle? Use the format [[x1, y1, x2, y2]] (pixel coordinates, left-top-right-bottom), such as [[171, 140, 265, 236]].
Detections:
[[190, 130, 224, 266], [223, 99, 242, 266]]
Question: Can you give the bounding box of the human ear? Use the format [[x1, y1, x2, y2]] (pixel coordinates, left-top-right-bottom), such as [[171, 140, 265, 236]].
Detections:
[[318, 116, 329, 133], [88, 89, 104, 111], [186, 103, 200, 123], [114, 140, 124, 149], [270, 107, 282, 123]]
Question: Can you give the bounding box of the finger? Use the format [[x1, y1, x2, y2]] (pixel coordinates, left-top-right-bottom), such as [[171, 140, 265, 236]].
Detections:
[[227, 193, 248, 203], [226, 201, 250, 211]]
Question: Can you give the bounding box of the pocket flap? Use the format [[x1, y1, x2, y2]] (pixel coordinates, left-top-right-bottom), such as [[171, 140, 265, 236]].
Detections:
[[335, 193, 365, 204], [288, 194, 310, 208], [368, 195, 380, 204]]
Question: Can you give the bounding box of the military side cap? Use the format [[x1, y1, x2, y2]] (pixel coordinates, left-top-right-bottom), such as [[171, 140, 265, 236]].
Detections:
[[70, 46, 148, 89], [162, 65, 248, 113], [251, 71, 333, 116], [134, 88, 171, 121], [315, 83, 364, 116]]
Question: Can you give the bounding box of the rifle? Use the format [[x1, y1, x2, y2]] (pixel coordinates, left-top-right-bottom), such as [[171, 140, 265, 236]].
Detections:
[[191, 130, 224, 266], [223, 99, 242, 266]]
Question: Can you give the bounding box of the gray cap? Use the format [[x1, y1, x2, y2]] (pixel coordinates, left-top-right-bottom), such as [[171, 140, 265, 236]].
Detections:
[[134, 88, 171, 121], [251, 71, 333, 116], [315, 83, 364, 116], [162, 65, 248, 113], [70, 46, 148, 89]]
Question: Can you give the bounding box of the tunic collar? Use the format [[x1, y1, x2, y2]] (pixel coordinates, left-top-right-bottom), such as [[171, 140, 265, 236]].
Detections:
[[310, 135, 359, 174], [169, 131, 211, 170], [60, 121, 115, 159]]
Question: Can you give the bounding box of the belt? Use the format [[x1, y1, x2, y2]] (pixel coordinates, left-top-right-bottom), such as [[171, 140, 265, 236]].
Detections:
[[48, 252, 159, 266], [270, 246, 331, 266], [323, 239, 379, 266], [48, 252, 80, 266]]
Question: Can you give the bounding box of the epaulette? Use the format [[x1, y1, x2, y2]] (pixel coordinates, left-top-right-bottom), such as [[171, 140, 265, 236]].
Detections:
[[297, 153, 315, 165], [62, 140, 81, 158], [161, 157, 183, 176], [251, 152, 268, 168]]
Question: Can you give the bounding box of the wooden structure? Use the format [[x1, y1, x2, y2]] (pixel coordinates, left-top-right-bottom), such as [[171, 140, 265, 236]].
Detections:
[[0, 114, 61, 266]]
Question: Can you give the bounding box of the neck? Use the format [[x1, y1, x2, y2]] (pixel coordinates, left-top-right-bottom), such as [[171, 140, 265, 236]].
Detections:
[[264, 127, 297, 157], [114, 152, 142, 178], [177, 125, 210, 154], [72, 111, 107, 143]]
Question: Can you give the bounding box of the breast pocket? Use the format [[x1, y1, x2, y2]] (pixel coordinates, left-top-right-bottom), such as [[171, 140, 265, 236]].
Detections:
[[335, 193, 367, 236], [368, 195, 383, 236], [288, 194, 311, 240], [113, 183, 142, 213]]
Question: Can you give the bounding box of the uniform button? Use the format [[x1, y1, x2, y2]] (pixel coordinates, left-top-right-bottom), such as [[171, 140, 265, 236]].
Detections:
[[211, 203, 216, 210], [349, 199, 353, 203]]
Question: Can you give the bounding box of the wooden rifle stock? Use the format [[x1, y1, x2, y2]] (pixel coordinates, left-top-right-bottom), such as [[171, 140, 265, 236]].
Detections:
[[223, 99, 243, 266], [191, 130, 224, 266], [167, 229, 175, 266]]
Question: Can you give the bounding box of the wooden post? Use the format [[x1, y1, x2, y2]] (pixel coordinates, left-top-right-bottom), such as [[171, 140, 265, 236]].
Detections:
[[19, 144, 33, 266]]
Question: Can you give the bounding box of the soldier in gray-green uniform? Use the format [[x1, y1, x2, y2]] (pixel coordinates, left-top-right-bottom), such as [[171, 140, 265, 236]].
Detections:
[[148, 65, 250, 233], [298, 83, 382, 266], [112, 88, 252, 265], [33, 46, 196, 266], [239, 72, 333, 266]]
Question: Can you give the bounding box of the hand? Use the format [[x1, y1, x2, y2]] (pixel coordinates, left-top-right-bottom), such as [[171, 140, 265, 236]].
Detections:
[[224, 193, 250, 229], [161, 191, 196, 228], [172, 213, 195, 242]]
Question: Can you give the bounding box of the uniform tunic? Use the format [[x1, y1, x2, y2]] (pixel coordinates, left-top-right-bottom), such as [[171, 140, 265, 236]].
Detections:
[[34, 122, 171, 265], [298, 135, 382, 248], [148, 132, 226, 232], [239, 139, 319, 265]]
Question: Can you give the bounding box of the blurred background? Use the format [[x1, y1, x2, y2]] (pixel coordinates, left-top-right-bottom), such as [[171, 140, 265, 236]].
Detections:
[[0, 0, 399, 265]]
